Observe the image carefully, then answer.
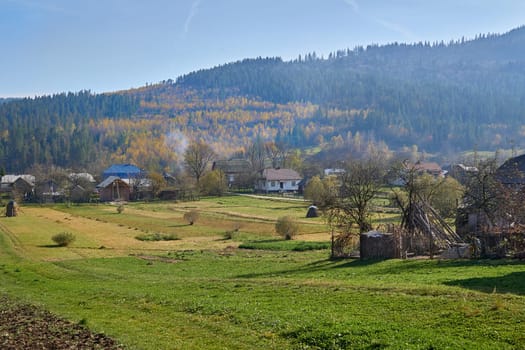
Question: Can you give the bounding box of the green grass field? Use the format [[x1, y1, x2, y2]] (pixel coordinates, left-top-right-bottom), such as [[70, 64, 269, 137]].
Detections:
[[1, 195, 525, 349]]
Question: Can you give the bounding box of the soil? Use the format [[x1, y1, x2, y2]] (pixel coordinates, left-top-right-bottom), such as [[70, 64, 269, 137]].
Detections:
[[0, 296, 124, 349]]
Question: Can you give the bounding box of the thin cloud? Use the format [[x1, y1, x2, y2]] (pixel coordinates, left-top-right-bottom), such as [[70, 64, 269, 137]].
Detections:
[[342, 0, 415, 42], [374, 17, 416, 41], [344, 0, 359, 14], [183, 0, 201, 38]]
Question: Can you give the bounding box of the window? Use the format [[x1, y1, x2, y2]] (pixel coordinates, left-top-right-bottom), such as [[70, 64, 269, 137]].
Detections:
[[271, 181, 276, 187]]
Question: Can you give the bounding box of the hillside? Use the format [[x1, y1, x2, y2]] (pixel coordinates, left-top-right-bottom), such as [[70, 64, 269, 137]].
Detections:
[[1, 26, 525, 173]]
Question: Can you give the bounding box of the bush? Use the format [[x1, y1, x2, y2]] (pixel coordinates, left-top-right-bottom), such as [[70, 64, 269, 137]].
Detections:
[[239, 240, 329, 251], [135, 233, 180, 241], [183, 210, 200, 225], [52, 232, 76, 247], [275, 216, 299, 240]]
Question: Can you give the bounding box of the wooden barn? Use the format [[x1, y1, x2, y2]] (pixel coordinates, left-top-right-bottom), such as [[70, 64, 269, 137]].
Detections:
[[96, 176, 130, 202]]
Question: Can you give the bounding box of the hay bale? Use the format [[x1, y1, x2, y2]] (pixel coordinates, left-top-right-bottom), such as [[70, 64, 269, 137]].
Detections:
[[5, 201, 17, 217], [360, 230, 399, 259], [306, 205, 319, 218], [439, 243, 471, 259]]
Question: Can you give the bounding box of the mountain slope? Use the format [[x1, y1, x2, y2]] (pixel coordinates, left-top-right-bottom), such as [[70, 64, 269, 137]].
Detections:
[[1, 26, 525, 172]]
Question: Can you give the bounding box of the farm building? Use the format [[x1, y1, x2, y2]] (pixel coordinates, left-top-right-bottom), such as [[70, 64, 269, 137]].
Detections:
[[255, 168, 302, 193], [1, 175, 35, 201], [212, 159, 252, 187], [496, 154, 525, 186], [96, 176, 130, 202]]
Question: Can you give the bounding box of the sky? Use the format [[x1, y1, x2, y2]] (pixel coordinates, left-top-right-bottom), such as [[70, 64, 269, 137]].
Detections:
[[2, 0, 525, 97]]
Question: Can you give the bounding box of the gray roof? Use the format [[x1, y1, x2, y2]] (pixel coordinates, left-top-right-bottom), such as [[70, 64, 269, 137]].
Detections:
[[1, 174, 35, 185], [497, 154, 525, 184], [213, 159, 252, 174], [96, 176, 129, 189], [260, 168, 302, 181]]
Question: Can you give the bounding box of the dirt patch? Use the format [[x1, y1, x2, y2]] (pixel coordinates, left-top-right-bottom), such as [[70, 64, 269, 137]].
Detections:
[[0, 296, 123, 349]]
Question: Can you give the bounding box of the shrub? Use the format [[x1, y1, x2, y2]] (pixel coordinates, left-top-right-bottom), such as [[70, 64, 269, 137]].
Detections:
[[275, 216, 299, 240], [116, 204, 125, 214], [239, 240, 329, 251], [183, 210, 200, 225], [135, 233, 180, 241], [52, 232, 76, 247]]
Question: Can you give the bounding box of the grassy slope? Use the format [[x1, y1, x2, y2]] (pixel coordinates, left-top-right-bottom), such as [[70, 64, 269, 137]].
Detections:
[[0, 197, 524, 349]]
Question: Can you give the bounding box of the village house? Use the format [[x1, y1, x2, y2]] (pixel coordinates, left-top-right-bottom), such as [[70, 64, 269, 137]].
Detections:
[[0, 175, 35, 201], [255, 168, 302, 193], [414, 161, 446, 178], [212, 159, 252, 188]]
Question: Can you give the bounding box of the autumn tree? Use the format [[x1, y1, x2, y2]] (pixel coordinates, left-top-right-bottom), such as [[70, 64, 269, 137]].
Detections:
[[199, 170, 227, 196], [184, 140, 216, 184], [304, 175, 339, 208], [148, 172, 166, 198], [412, 173, 464, 218]]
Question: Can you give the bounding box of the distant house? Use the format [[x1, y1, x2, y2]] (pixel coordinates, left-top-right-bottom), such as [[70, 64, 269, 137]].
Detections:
[[414, 161, 445, 178], [323, 168, 345, 177], [102, 164, 143, 183], [212, 159, 252, 187], [36, 179, 64, 203], [96, 176, 130, 202], [255, 168, 302, 193], [69, 172, 96, 184], [1, 175, 35, 200]]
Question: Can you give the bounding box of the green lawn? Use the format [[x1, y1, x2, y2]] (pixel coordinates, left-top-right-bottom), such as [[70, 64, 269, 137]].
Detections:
[[1, 198, 525, 349]]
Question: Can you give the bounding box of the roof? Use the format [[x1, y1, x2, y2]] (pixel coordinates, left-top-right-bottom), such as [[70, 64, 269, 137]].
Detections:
[[103, 164, 142, 179], [260, 168, 302, 181], [69, 173, 96, 183], [212, 159, 251, 173], [497, 154, 525, 184], [1, 174, 35, 185], [96, 176, 130, 189], [414, 161, 442, 173]]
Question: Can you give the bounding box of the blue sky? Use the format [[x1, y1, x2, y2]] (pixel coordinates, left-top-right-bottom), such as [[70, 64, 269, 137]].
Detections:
[[2, 0, 524, 97]]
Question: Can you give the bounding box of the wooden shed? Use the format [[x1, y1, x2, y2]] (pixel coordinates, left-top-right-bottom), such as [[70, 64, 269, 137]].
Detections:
[[96, 176, 130, 202], [360, 230, 400, 259]]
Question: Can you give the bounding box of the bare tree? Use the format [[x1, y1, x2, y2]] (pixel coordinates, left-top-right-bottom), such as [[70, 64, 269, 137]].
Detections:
[[265, 141, 289, 168], [338, 158, 385, 233], [184, 140, 216, 184], [247, 135, 266, 172]]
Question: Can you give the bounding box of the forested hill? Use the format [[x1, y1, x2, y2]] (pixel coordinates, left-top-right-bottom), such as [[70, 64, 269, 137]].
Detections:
[[175, 26, 525, 153], [2, 26, 525, 173], [177, 26, 525, 106]]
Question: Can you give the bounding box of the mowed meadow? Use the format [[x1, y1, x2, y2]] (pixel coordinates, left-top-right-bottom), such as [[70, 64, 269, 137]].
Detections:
[[1, 195, 525, 349]]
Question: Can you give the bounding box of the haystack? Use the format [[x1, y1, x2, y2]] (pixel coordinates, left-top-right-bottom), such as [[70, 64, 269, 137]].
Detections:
[[306, 205, 319, 218], [5, 200, 18, 217]]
